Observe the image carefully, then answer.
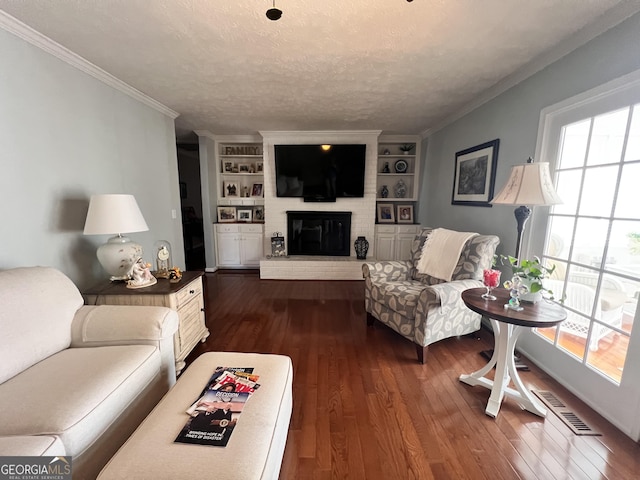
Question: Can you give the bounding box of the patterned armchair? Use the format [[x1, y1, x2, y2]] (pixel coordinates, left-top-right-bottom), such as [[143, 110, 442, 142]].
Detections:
[[363, 228, 500, 363]]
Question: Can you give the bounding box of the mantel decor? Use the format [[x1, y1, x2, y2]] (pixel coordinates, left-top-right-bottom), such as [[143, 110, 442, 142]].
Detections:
[[451, 139, 500, 207]]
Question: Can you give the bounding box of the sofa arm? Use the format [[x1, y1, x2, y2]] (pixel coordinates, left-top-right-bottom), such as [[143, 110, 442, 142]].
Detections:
[[71, 305, 179, 387], [71, 305, 178, 344], [362, 261, 412, 282]]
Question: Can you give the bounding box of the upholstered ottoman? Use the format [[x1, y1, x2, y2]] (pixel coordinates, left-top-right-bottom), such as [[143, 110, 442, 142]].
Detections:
[[98, 352, 293, 480], [0, 436, 65, 456]]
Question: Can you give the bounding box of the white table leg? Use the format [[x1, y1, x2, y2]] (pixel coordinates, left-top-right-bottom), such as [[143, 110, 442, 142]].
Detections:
[[459, 320, 500, 387], [459, 319, 548, 418]]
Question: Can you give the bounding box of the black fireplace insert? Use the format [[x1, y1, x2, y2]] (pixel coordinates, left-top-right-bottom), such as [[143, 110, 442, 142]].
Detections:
[[287, 211, 352, 256]]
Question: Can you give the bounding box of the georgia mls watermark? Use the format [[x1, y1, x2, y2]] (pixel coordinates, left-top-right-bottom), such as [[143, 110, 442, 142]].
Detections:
[[0, 456, 72, 480]]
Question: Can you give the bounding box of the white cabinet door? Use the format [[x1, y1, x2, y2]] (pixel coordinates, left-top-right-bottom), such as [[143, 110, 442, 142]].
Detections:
[[241, 233, 264, 266], [375, 234, 395, 261], [396, 234, 415, 260], [216, 232, 241, 266]]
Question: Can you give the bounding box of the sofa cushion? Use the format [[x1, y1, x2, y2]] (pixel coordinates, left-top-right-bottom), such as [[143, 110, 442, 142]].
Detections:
[[368, 279, 425, 318], [0, 345, 160, 457], [0, 267, 84, 384]]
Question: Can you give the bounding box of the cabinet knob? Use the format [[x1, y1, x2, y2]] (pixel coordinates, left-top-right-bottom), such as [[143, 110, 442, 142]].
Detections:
[[201, 308, 205, 312], [189, 289, 195, 294]]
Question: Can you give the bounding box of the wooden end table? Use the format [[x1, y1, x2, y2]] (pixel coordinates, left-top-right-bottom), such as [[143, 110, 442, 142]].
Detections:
[[83, 271, 210, 375], [459, 287, 566, 418]]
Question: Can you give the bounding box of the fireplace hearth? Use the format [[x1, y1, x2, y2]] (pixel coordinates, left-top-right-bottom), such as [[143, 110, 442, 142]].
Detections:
[[287, 211, 352, 256]]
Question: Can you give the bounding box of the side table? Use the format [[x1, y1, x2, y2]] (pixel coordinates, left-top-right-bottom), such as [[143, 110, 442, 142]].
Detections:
[[83, 271, 210, 375], [459, 287, 566, 418]]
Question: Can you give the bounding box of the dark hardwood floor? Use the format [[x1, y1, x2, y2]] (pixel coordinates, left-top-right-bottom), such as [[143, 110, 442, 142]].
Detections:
[[185, 271, 640, 479]]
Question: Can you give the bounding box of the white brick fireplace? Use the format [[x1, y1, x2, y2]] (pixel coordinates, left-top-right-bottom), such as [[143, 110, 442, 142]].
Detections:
[[259, 130, 380, 280]]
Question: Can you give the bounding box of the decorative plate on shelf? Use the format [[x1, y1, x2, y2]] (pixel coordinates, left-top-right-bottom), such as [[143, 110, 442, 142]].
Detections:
[[394, 159, 408, 173]]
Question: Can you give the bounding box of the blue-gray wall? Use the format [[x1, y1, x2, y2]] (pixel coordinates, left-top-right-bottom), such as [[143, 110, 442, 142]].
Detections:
[[0, 28, 184, 288], [421, 12, 640, 259]]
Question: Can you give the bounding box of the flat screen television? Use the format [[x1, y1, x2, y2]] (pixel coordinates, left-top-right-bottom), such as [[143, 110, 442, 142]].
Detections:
[[274, 144, 366, 201]]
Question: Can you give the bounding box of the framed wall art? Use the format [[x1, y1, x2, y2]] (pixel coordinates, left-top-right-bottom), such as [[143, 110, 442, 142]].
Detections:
[[251, 183, 263, 197], [253, 206, 264, 222], [237, 209, 252, 222], [377, 203, 395, 223], [451, 139, 499, 207], [217, 206, 236, 223], [397, 205, 414, 223], [223, 181, 239, 197]]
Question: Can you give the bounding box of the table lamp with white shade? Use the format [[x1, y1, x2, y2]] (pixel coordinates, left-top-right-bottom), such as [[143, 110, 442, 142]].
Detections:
[[491, 158, 562, 259], [83, 194, 149, 280]]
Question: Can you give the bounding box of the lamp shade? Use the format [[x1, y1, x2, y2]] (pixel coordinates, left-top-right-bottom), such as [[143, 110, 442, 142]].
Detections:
[[83, 194, 149, 280], [491, 162, 562, 206], [83, 194, 149, 235]]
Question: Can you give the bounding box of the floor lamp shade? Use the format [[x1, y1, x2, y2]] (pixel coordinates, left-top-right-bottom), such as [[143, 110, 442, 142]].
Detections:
[[491, 161, 562, 259], [491, 162, 562, 206], [84, 194, 149, 280]]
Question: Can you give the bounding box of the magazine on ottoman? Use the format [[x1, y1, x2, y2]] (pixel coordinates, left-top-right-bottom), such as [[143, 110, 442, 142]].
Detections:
[[175, 366, 260, 447]]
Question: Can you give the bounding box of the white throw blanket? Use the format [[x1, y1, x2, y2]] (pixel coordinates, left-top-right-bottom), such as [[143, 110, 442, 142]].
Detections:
[[417, 228, 478, 281]]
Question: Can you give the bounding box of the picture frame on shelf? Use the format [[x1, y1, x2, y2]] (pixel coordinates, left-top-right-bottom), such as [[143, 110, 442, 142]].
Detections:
[[217, 207, 236, 223], [237, 209, 252, 223], [397, 205, 414, 223], [223, 161, 234, 173], [255, 161, 263, 173], [253, 206, 264, 222], [452, 139, 499, 207], [223, 181, 239, 197], [238, 163, 251, 173], [377, 203, 395, 223], [251, 183, 263, 197]]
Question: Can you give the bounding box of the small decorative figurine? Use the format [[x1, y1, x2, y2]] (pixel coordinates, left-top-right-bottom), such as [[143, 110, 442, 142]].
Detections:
[[169, 266, 183, 283], [127, 258, 157, 289], [380, 185, 389, 198], [382, 162, 390, 173], [503, 276, 529, 311]]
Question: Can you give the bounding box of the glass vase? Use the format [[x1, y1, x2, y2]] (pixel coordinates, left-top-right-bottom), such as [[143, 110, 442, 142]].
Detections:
[[481, 269, 501, 300]]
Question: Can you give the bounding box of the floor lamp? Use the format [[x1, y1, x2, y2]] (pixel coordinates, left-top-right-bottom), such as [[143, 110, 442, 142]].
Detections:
[[491, 158, 562, 259]]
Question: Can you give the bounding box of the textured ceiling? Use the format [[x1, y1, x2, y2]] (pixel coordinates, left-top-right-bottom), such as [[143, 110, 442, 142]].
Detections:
[[1, 0, 639, 140]]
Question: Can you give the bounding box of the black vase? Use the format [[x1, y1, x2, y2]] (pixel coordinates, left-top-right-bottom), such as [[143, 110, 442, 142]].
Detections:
[[354, 236, 369, 260]]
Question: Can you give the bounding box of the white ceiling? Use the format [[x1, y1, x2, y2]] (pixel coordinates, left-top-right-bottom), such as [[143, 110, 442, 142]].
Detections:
[[1, 0, 639, 141]]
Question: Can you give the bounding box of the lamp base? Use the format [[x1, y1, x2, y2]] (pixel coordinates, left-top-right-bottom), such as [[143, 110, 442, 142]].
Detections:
[[96, 235, 143, 281]]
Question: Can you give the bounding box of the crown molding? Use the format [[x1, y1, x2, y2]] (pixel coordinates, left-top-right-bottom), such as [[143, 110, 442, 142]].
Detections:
[[0, 10, 179, 119], [420, 1, 640, 139]]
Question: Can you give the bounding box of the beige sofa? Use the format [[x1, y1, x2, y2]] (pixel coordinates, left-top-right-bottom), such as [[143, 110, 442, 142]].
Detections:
[[0, 267, 179, 479]]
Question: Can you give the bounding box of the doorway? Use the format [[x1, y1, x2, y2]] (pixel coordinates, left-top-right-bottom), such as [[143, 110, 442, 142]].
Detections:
[[177, 144, 205, 271]]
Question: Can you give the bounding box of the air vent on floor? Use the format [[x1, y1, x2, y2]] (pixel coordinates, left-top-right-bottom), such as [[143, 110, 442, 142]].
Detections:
[[532, 390, 600, 436]]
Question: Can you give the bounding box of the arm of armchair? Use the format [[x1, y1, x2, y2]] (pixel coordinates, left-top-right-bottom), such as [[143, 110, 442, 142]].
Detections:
[[71, 305, 179, 386], [362, 260, 412, 282], [414, 279, 483, 346]]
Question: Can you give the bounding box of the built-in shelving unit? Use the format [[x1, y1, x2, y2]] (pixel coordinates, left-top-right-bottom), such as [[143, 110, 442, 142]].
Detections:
[[376, 135, 421, 202]]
